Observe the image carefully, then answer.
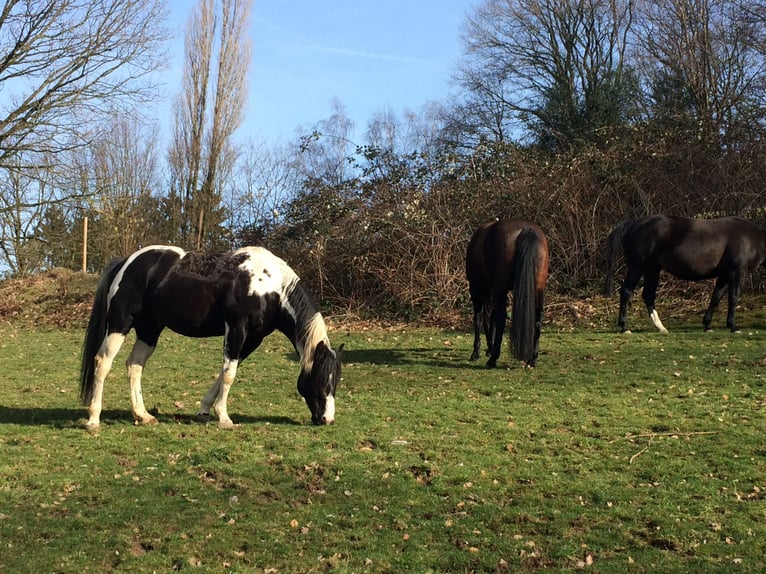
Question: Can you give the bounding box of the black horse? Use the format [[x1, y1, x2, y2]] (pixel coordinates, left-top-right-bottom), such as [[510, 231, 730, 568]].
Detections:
[[466, 219, 550, 367], [80, 245, 343, 430], [605, 214, 766, 333]]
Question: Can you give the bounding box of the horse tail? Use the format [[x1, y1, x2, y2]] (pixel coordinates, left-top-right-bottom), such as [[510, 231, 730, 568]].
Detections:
[[510, 228, 541, 363], [80, 257, 126, 405], [604, 220, 633, 295]]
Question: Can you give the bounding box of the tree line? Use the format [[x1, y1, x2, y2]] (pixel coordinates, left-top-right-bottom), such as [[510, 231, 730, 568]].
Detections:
[[2, 0, 766, 323]]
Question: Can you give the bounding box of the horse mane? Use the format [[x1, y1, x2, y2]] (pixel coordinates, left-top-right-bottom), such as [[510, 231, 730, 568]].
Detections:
[[281, 273, 330, 372]]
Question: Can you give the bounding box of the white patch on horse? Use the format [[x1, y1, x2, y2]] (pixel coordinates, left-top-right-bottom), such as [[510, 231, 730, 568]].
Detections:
[[323, 392, 336, 424], [649, 309, 669, 333], [235, 246, 297, 297], [108, 245, 186, 307]]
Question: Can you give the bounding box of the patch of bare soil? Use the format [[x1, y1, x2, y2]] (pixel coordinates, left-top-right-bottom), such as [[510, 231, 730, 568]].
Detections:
[[0, 268, 97, 329], [0, 269, 732, 332]]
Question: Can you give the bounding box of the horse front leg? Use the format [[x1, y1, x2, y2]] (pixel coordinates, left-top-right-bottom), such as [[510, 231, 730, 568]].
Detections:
[[126, 339, 157, 426], [199, 324, 244, 429], [528, 290, 544, 367], [641, 267, 668, 333], [86, 332, 126, 430], [483, 301, 494, 357], [703, 276, 728, 331], [726, 271, 742, 332], [470, 298, 484, 361], [486, 291, 508, 368]]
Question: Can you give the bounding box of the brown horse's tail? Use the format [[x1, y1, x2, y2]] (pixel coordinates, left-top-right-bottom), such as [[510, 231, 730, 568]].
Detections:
[[80, 257, 125, 405], [510, 228, 541, 363], [604, 220, 634, 295]]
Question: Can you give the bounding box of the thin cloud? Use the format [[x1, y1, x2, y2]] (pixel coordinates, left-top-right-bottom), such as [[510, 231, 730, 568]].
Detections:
[[254, 16, 442, 68]]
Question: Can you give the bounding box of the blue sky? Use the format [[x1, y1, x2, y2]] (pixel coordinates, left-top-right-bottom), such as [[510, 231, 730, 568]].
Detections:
[[166, 1, 472, 145]]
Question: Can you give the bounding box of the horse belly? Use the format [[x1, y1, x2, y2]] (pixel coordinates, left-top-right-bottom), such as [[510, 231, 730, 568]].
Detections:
[[660, 253, 720, 281], [150, 290, 227, 338]]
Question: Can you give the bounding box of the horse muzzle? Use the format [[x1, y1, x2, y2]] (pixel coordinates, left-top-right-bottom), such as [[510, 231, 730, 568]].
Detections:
[[312, 415, 335, 425]]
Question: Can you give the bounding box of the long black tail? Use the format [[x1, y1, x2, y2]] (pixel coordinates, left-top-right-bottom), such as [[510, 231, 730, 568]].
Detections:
[[510, 228, 541, 363], [604, 220, 634, 295], [80, 257, 126, 405]]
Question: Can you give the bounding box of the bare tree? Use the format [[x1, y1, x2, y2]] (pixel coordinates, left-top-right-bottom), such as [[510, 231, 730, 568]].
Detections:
[[168, 0, 252, 250], [637, 0, 766, 145], [0, 0, 168, 171], [454, 0, 638, 150], [227, 138, 301, 245], [296, 99, 357, 188], [89, 116, 163, 258], [0, 163, 55, 275]]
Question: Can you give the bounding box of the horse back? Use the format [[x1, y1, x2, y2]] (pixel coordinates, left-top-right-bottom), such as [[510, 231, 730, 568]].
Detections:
[[466, 219, 547, 290], [625, 215, 766, 278]]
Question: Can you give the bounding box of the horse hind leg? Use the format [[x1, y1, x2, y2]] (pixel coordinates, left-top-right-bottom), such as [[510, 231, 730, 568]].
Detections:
[[486, 291, 508, 368], [86, 332, 127, 430], [618, 267, 642, 333], [725, 271, 742, 332], [126, 338, 158, 425], [703, 276, 728, 331]]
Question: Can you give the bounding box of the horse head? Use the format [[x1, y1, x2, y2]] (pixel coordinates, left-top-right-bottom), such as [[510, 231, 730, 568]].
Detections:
[[297, 341, 343, 425]]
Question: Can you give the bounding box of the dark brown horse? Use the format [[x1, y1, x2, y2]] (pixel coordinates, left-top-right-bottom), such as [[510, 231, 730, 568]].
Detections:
[[605, 214, 766, 333], [466, 219, 550, 367]]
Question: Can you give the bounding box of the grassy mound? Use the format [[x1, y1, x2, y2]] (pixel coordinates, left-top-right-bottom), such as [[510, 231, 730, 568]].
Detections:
[[0, 269, 97, 329]]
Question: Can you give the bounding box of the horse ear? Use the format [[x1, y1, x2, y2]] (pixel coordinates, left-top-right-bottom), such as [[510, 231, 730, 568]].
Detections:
[[335, 343, 345, 357]]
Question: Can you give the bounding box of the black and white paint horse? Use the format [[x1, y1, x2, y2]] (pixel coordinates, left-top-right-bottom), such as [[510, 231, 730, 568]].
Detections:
[[80, 245, 343, 430], [605, 214, 766, 333]]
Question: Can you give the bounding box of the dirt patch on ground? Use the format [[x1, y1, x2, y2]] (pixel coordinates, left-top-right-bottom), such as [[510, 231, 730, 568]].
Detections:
[[0, 269, 97, 329], [0, 269, 731, 332]]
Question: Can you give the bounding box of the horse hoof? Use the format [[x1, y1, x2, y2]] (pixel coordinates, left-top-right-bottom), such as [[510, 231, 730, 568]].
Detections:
[[84, 421, 100, 432], [194, 413, 212, 423], [470, 353, 479, 361], [485, 360, 496, 369], [135, 416, 158, 426], [218, 420, 236, 430]]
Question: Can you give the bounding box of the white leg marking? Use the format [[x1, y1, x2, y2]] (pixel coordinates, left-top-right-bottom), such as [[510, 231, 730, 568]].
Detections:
[[87, 332, 126, 429], [649, 309, 669, 334], [199, 375, 222, 418], [322, 394, 336, 424], [213, 357, 239, 429], [126, 340, 157, 425]]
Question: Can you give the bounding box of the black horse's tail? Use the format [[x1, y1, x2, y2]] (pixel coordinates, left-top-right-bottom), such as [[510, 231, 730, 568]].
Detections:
[[604, 220, 634, 295], [510, 228, 541, 363], [80, 257, 126, 405]]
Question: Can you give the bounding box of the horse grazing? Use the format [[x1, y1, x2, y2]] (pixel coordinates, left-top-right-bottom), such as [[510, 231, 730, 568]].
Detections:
[[466, 219, 550, 367], [80, 245, 343, 430], [604, 214, 766, 333]]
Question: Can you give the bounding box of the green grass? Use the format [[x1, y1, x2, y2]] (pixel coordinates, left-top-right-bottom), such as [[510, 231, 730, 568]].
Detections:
[[0, 316, 765, 572]]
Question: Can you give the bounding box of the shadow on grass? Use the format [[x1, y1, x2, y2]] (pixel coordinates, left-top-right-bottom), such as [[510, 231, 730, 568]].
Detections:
[[337, 346, 517, 370], [0, 405, 301, 427]]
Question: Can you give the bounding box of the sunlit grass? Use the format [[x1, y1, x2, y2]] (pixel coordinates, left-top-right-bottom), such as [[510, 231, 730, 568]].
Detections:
[[0, 319, 764, 572]]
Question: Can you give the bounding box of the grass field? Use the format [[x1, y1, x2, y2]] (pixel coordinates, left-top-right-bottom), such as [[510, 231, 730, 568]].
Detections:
[[0, 312, 765, 572]]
